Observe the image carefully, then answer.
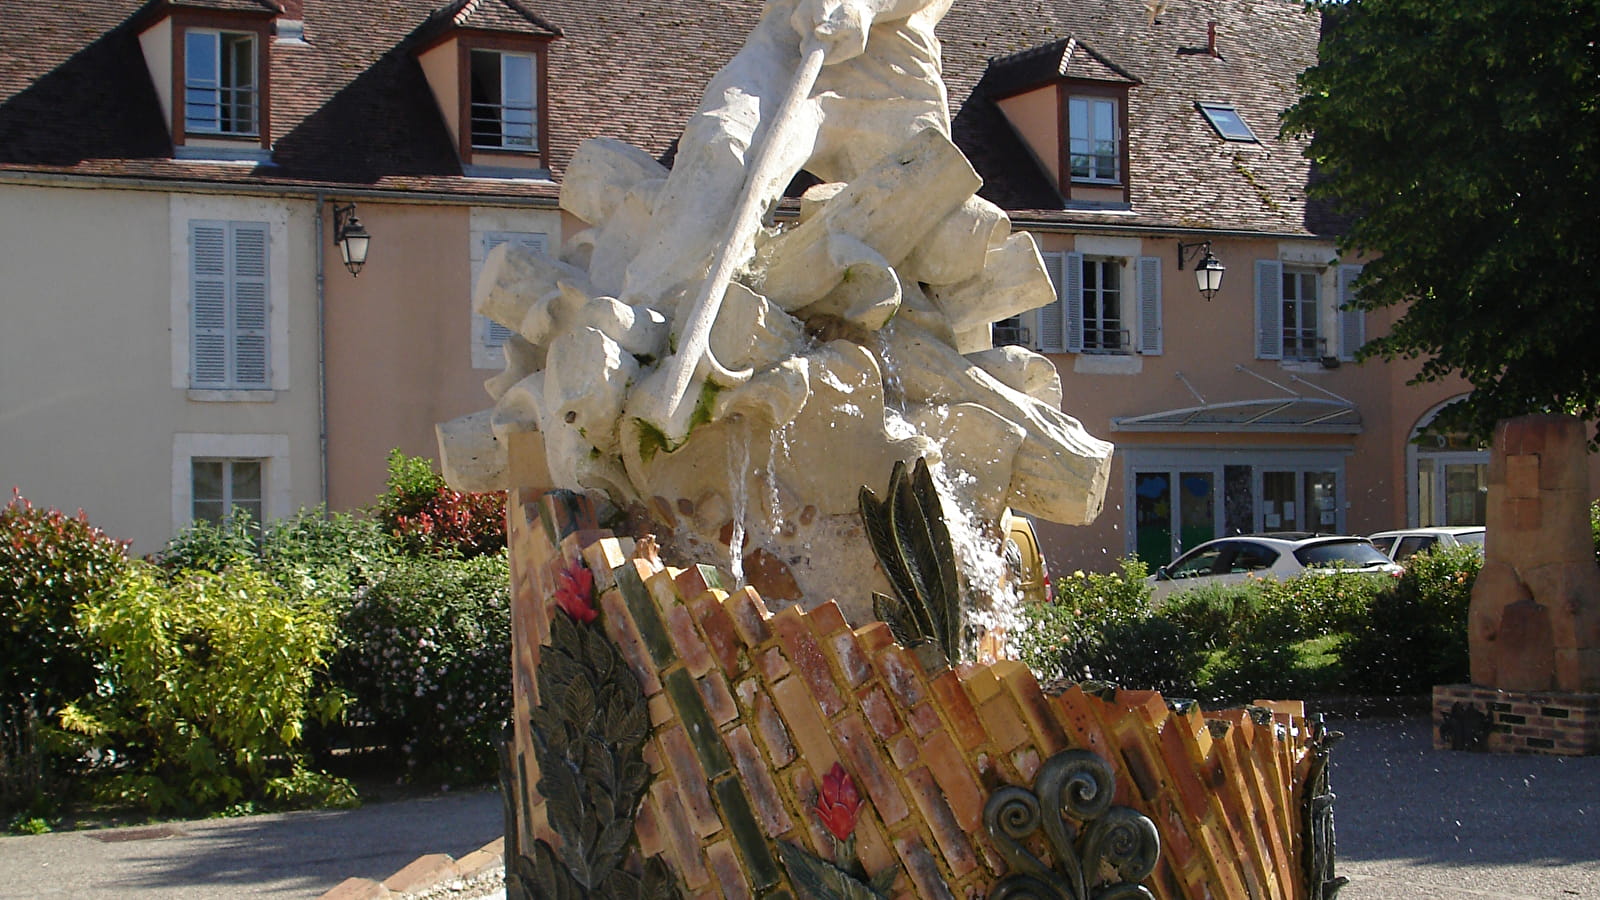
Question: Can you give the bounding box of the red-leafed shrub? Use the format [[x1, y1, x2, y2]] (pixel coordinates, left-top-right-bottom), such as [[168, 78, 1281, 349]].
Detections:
[[375, 451, 505, 559], [1, 489, 129, 718]]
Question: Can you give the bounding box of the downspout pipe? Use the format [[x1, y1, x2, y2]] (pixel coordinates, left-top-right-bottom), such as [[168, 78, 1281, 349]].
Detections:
[[315, 193, 329, 515]]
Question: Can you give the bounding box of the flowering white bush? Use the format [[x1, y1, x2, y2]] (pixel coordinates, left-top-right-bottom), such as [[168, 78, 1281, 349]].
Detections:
[[332, 553, 511, 782]]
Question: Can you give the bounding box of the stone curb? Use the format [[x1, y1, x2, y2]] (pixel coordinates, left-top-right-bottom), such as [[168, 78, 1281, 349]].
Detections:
[[317, 836, 504, 900]]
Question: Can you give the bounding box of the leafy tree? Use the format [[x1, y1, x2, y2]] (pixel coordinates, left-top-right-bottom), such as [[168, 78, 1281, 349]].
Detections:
[[1283, 0, 1600, 442]]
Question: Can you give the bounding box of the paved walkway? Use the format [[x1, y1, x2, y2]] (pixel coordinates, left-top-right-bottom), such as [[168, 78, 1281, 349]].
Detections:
[[0, 717, 1595, 898], [1331, 716, 1599, 899], [0, 788, 501, 899]]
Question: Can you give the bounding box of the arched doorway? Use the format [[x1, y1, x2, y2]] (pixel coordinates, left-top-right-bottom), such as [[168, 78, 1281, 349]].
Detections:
[[1407, 397, 1488, 527]]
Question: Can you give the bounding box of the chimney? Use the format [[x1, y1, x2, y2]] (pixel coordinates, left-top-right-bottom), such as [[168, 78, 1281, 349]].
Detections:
[[275, 0, 306, 43], [1207, 21, 1218, 57]]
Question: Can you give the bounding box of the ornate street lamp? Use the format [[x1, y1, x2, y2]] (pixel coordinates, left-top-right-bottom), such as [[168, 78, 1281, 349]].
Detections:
[[332, 202, 371, 276], [1177, 239, 1225, 301]]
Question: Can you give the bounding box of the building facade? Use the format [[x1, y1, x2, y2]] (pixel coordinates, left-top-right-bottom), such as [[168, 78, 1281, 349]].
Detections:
[[0, 0, 1572, 569]]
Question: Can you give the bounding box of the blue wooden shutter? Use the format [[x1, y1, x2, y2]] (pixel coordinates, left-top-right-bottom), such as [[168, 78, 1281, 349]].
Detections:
[[231, 222, 269, 387], [481, 231, 548, 351], [1255, 259, 1283, 360], [1063, 251, 1084, 353], [1338, 264, 1364, 361], [190, 221, 229, 386], [1136, 255, 1162, 355]]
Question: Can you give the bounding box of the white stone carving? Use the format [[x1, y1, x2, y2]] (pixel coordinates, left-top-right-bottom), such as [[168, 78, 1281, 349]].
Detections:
[[438, 0, 1112, 621]]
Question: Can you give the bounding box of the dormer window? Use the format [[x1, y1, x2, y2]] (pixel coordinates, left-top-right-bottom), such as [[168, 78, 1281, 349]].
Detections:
[[986, 36, 1139, 209], [136, 3, 275, 160], [185, 30, 258, 137], [1068, 95, 1119, 182], [470, 49, 537, 151], [412, 1, 561, 178]]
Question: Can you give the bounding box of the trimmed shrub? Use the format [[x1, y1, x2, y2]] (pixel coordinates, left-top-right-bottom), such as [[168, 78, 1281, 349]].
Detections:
[[0, 490, 129, 718], [148, 511, 260, 574], [260, 507, 400, 609], [61, 562, 352, 814], [375, 450, 506, 559], [1342, 545, 1479, 695], [332, 552, 511, 783], [1015, 558, 1201, 695]]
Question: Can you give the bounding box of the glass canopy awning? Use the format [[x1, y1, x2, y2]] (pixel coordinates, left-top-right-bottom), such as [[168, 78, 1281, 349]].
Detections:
[[1110, 367, 1363, 433]]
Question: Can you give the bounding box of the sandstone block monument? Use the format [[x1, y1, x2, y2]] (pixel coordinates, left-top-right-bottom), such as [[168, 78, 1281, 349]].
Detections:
[[1436, 413, 1600, 754]]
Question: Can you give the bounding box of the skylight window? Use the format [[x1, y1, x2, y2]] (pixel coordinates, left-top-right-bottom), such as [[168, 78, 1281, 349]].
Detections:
[[1196, 102, 1258, 142]]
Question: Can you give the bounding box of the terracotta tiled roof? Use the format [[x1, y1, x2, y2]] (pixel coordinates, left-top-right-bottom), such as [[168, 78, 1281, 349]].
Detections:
[[987, 36, 1141, 98], [0, 0, 1336, 235], [163, 0, 282, 14], [418, 0, 562, 41]]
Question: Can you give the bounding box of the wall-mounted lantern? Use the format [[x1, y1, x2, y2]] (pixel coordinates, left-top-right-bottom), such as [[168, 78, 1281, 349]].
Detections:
[[332, 203, 371, 276], [1177, 239, 1225, 301]]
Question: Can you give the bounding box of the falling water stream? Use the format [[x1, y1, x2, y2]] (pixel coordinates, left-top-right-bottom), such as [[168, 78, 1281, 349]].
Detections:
[[874, 336, 1028, 661], [727, 415, 750, 588]]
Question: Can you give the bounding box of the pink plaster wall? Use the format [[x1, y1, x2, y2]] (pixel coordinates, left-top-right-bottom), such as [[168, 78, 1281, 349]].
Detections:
[[323, 202, 490, 510]]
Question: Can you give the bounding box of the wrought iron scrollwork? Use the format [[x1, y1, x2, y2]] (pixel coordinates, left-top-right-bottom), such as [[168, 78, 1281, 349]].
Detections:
[[984, 750, 1160, 900]]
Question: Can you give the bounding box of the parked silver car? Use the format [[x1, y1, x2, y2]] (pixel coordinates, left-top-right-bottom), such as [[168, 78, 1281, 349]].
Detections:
[[1367, 526, 1485, 562], [1147, 534, 1403, 602]]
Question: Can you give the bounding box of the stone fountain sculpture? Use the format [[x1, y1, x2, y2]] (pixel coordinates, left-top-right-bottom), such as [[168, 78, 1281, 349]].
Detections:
[[438, 0, 1112, 626], [444, 5, 1339, 898]]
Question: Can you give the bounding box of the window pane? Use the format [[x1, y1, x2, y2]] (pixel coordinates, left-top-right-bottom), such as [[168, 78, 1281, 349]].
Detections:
[[223, 34, 256, 134], [1178, 472, 1215, 552], [503, 55, 533, 106], [193, 460, 224, 502], [1224, 465, 1254, 535], [231, 460, 262, 503], [1444, 463, 1487, 525], [185, 31, 220, 132], [233, 499, 264, 527], [1135, 472, 1173, 567], [1305, 471, 1337, 530], [225, 34, 254, 89], [1069, 98, 1086, 138], [186, 32, 218, 84], [470, 50, 503, 147], [1263, 471, 1297, 531], [1417, 457, 1437, 527], [194, 500, 226, 526], [1093, 99, 1114, 137]]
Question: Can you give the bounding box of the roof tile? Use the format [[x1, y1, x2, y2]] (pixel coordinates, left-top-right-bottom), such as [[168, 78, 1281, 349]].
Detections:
[[0, 0, 1335, 235]]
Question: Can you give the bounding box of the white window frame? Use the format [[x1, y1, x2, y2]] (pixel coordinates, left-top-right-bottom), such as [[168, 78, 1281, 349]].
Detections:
[[1080, 257, 1124, 353], [190, 457, 264, 527], [170, 195, 290, 398], [184, 28, 258, 137], [1281, 266, 1320, 362], [1036, 243, 1160, 364], [1256, 247, 1365, 365], [1406, 397, 1489, 528], [470, 49, 538, 152], [1067, 96, 1120, 184], [172, 433, 290, 534], [468, 208, 561, 369]]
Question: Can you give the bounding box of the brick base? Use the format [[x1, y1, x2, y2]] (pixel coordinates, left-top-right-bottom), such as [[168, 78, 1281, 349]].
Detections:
[[1433, 684, 1600, 755]]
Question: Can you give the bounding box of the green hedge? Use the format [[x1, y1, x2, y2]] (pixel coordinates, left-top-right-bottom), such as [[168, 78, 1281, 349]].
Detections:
[[1017, 548, 1478, 706]]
